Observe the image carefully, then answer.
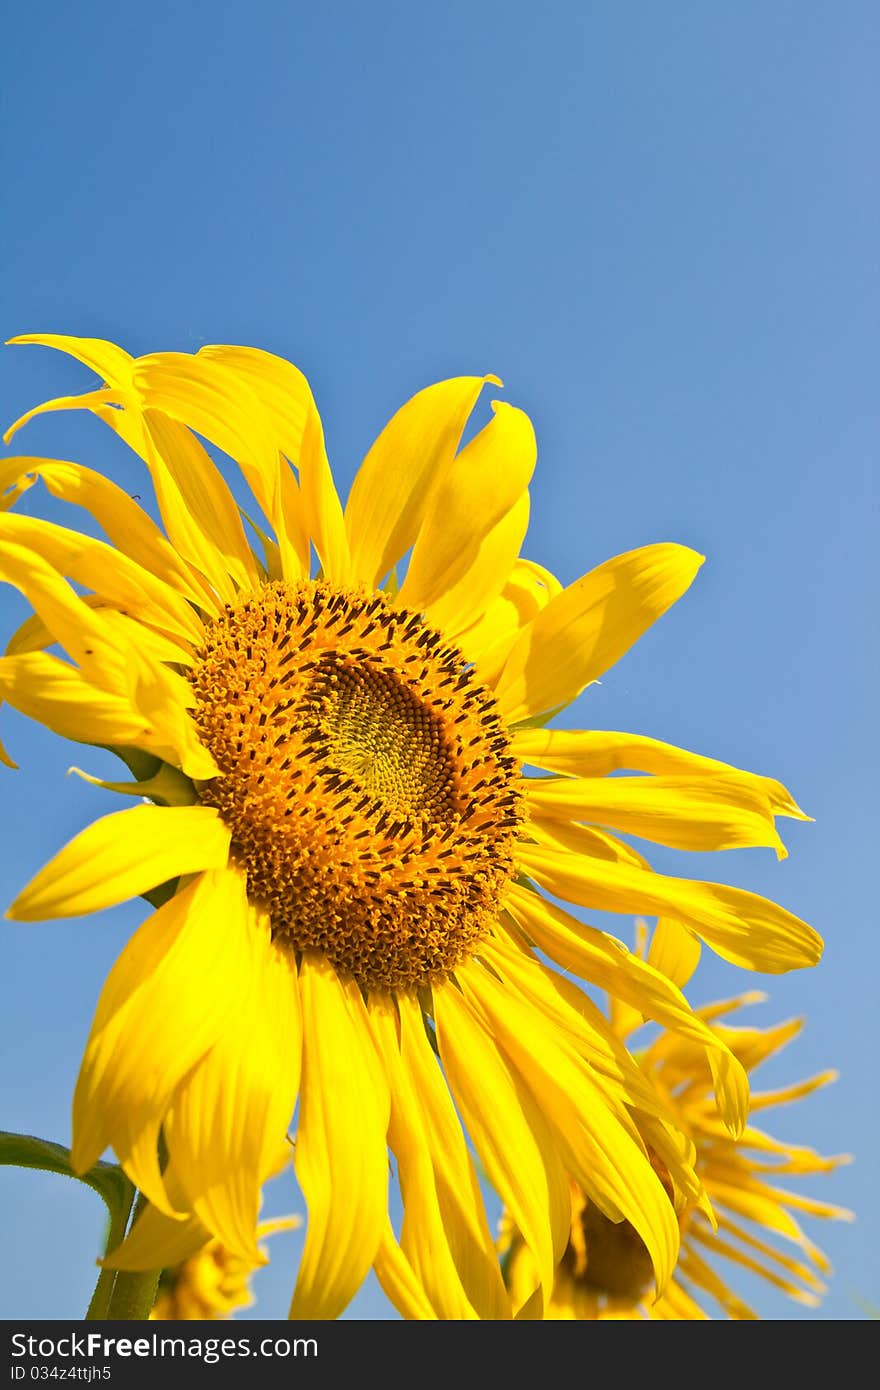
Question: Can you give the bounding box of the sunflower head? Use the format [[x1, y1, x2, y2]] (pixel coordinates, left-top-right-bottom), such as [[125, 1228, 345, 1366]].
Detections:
[[1, 334, 825, 1321], [189, 578, 522, 991]]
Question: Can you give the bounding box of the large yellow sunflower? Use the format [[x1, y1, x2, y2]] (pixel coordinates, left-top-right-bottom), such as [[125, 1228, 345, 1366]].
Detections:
[[0, 334, 822, 1320], [502, 920, 853, 1320]]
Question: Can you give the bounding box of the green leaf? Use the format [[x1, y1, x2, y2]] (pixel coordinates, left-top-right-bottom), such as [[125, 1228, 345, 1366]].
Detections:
[[0, 1131, 135, 1228]]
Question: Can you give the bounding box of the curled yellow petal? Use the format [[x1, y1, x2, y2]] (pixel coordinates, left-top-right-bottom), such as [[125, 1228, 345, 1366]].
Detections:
[[517, 842, 823, 973], [512, 726, 810, 821], [522, 773, 787, 858]]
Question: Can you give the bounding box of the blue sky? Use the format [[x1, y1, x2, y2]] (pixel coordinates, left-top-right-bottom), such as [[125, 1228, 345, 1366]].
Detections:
[[1, 1, 876, 1321]]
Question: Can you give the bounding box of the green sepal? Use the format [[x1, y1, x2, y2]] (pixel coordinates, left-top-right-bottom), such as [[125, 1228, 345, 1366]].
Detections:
[[510, 698, 576, 731], [103, 746, 163, 782]]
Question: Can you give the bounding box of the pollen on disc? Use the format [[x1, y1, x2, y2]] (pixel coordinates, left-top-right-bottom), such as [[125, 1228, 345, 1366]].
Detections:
[[189, 581, 523, 992]]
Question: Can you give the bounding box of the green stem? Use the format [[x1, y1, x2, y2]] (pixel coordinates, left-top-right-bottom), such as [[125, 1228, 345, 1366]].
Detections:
[[102, 1264, 161, 1321], [85, 1182, 135, 1320], [95, 1190, 161, 1322]]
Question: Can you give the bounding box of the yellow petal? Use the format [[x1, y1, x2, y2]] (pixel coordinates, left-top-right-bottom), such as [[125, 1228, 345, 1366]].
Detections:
[[290, 953, 390, 1319], [675, 1243, 758, 1319], [434, 976, 570, 1298], [424, 492, 531, 640], [198, 345, 351, 583], [4, 388, 125, 444], [71, 868, 251, 1210], [368, 997, 481, 1319], [0, 651, 156, 756], [0, 533, 215, 778], [504, 885, 749, 1135], [494, 544, 705, 723], [480, 931, 707, 1213], [526, 815, 653, 868], [511, 726, 810, 821], [103, 1174, 210, 1272], [522, 773, 787, 858], [517, 842, 823, 973], [396, 995, 511, 1320], [7, 331, 135, 382], [747, 1071, 840, 1115], [132, 352, 310, 580], [0, 455, 213, 610], [345, 374, 499, 586], [458, 956, 680, 1297], [400, 401, 536, 614], [166, 900, 301, 1259], [691, 1225, 824, 1303], [7, 804, 230, 920], [123, 407, 260, 603], [0, 539, 133, 693], [458, 558, 562, 678], [0, 456, 38, 512], [372, 1221, 438, 1320], [0, 511, 204, 645], [6, 333, 260, 605], [646, 916, 702, 990]]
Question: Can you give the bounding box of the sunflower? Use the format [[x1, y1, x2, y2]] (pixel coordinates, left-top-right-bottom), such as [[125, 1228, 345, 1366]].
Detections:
[[1, 334, 822, 1320], [501, 920, 853, 1320], [149, 1216, 300, 1321], [147, 1142, 298, 1320]]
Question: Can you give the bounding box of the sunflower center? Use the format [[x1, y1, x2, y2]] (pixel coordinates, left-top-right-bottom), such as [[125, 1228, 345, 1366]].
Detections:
[[189, 580, 522, 992], [563, 1160, 677, 1304]]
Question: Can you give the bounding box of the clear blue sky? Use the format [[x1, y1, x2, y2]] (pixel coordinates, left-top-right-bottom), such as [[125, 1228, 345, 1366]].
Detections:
[[1, 1, 876, 1321]]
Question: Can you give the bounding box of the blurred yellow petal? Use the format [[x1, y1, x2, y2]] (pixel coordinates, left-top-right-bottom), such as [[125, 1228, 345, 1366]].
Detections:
[[646, 916, 703, 990]]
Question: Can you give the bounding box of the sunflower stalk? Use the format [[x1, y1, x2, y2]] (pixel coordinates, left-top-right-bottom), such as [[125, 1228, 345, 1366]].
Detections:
[[85, 1192, 135, 1320], [99, 1190, 161, 1320]]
